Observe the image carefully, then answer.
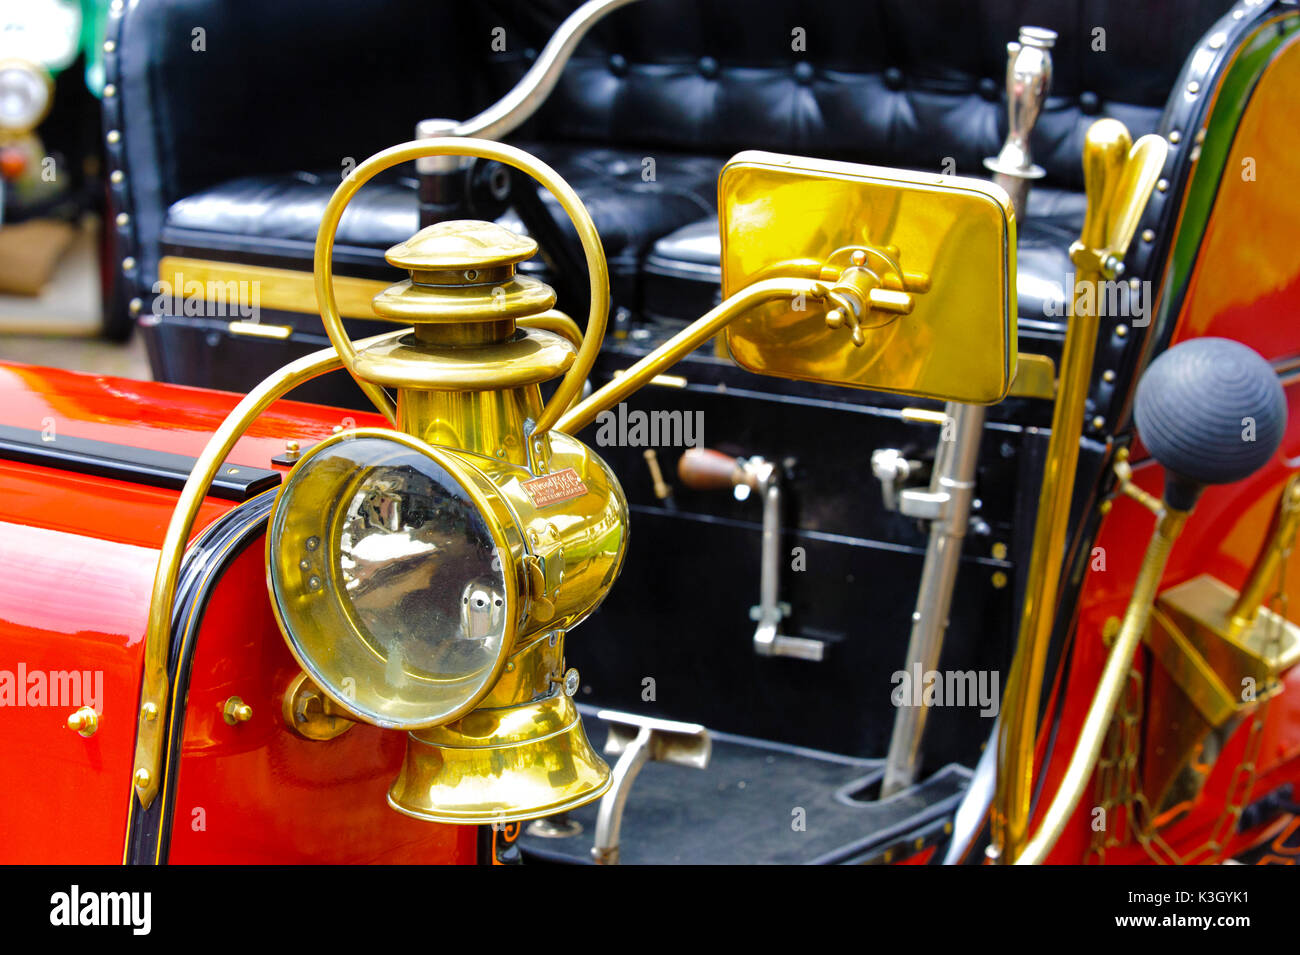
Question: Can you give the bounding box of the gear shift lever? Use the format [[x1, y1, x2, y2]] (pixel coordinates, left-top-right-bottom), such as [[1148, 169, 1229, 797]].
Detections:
[[984, 26, 1057, 220], [1013, 337, 1286, 863]]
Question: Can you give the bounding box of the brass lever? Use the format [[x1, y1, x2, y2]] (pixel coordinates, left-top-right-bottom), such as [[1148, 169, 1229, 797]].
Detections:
[[994, 118, 1169, 861], [1230, 472, 1300, 637]]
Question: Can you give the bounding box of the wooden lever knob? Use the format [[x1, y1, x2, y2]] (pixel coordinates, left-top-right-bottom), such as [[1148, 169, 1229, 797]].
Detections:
[[677, 448, 742, 491]]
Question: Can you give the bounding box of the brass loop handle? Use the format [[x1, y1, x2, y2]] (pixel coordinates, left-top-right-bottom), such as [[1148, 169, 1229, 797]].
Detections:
[[313, 138, 610, 439]]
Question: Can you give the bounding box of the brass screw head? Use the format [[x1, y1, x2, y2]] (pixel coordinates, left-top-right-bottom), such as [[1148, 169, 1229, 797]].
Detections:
[[223, 696, 253, 725], [66, 707, 98, 737]]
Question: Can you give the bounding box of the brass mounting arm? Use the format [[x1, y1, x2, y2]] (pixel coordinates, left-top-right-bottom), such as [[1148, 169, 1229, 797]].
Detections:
[[557, 277, 831, 434]]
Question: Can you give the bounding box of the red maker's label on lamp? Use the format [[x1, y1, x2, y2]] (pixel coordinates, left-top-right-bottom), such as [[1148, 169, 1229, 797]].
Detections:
[[521, 467, 588, 508]]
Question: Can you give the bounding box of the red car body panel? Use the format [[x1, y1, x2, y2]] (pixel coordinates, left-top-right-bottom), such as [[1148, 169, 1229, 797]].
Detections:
[[0, 362, 474, 863]]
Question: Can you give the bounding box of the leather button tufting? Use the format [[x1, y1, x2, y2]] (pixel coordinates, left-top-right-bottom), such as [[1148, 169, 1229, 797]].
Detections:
[[1079, 91, 1100, 114], [883, 67, 904, 91], [979, 77, 999, 101], [794, 61, 815, 85], [698, 56, 719, 79], [609, 53, 628, 76]]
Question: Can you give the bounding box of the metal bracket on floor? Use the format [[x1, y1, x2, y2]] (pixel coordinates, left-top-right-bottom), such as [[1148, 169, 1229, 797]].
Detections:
[[590, 710, 711, 865]]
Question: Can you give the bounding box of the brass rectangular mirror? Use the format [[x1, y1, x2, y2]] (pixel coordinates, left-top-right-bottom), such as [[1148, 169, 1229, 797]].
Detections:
[[720, 151, 1017, 404]]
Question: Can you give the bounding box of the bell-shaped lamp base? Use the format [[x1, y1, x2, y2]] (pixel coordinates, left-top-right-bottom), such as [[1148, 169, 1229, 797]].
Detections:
[[388, 692, 610, 825]]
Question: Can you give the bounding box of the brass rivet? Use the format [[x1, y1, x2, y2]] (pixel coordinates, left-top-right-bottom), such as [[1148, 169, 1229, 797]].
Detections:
[[133, 768, 151, 788], [67, 707, 98, 737], [1103, 369, 1116, 383], [1156, 178, 1168, 192], [850, 250, 866, 266], [1103, 616, 1122, 644], [1186, 80, 1200, 95], [223, 696, 253, 725], [1099, 499, 1113, 515], [1208, 33, 1226, 49], [104, 84, 117, 99], [115, 212, 129, 227], [1141, 229, 1155, 243], [991, 542, 1008, 560], [106, 129, 121, 144], [104, 40, 117, 53], [128, 297, 142, 316], [141, 702, 158, 722], [1115, 324, 1129, 338], [1168, 130, 1181, 145], [110, 170, 124, 184], [1092, 415, 1106, 430], [122, 256, 136, 271], [991, 571, 1008, 590]]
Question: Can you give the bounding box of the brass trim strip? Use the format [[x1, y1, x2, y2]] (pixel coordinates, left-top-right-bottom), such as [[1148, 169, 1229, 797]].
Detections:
[[228, 321, 293, 340], [158, 256, 389, 321]]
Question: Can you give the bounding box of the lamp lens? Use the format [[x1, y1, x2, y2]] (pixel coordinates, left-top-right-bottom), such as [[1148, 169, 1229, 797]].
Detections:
[[269, 434, 512, 728]]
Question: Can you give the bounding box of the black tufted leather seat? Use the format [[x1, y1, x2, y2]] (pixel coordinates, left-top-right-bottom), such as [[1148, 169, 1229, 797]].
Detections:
[[106, 0, 1230, 389], [159, 146, 723, 310]]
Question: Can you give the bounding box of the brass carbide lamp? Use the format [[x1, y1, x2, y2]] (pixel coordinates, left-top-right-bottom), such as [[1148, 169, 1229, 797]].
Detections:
[[266, 217, 627, 824]]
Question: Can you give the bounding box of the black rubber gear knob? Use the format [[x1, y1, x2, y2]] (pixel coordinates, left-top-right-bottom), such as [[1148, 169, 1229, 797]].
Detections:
[[1134, 337, 1286, 510]]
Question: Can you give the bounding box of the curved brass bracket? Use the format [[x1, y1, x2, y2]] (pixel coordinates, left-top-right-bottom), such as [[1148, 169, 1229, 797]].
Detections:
[[130, 331, 405, 810], [313, 138, 610, 473]]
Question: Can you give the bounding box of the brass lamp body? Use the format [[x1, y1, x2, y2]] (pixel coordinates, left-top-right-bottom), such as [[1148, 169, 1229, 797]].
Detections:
[[330, 219, 627, 824]]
